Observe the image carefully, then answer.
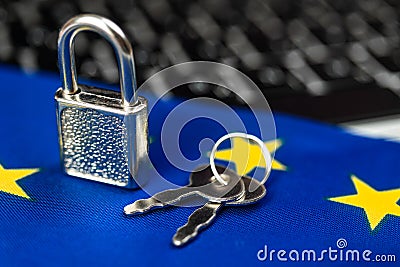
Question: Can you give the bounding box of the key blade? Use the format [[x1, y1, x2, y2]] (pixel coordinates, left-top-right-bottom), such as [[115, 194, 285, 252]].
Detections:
[[172, 202, 223, 247], [124, 187, 195, 215], [124, 198, 165, 215]]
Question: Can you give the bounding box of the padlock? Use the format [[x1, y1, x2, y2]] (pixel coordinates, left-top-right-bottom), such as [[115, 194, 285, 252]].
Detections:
[[55, 14, 148, 188]]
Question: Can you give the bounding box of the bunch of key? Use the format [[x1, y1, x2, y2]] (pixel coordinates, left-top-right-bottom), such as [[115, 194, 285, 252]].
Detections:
[[124, 164, 266, 246]]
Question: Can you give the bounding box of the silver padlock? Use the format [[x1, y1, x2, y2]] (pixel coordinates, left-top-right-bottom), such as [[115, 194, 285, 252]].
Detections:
[[55, 14, 148, 188]]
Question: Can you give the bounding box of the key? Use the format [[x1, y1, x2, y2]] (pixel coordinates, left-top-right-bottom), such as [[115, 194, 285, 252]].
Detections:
[[124, 165, 245, 215], [172, 174, 266, 246]]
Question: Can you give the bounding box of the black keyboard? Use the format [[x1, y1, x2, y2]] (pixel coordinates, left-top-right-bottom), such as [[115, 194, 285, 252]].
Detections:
[[2, 0, 400, 123]]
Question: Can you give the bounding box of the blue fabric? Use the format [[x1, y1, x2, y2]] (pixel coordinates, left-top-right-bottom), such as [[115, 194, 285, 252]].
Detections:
[[0, 65, 399, 266]]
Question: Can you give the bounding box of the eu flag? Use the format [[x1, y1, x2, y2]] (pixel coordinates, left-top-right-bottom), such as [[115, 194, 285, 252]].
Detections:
[[0, 65, 398, 266]]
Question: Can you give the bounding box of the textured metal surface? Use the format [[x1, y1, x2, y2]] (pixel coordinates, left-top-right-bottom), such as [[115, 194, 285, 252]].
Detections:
[[60, 107, 130, 184], [55, 15, 148, 188]]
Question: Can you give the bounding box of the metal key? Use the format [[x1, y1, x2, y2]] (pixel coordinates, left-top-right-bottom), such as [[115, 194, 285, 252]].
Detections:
[[124, 165, 245, 215], [172, 175, 266, 246]]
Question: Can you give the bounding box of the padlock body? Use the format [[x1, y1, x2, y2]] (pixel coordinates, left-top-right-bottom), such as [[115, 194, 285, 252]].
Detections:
[[55, 85, 148, 188]]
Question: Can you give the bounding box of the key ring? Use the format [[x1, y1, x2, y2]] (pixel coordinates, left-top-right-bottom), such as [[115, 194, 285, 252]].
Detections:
[[209, 132, 272, 186]]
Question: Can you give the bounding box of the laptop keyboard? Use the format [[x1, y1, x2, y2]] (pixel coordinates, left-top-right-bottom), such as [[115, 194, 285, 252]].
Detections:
[[1, 0, 400, 122]]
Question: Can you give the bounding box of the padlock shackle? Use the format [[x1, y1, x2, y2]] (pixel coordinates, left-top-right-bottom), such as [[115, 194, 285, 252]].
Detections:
[[58, 14, 137, 106]]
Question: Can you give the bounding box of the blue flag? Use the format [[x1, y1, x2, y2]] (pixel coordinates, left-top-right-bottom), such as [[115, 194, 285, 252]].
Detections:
[[0, 65, 399, 266]]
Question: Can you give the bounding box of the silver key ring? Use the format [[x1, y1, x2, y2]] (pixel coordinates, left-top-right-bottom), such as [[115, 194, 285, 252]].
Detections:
[[209, 132, 272, 186]]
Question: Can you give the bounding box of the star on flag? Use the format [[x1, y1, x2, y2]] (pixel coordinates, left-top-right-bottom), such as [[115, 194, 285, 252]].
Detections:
[[0, 164, 39, 199], [329, 175, 400, 231]]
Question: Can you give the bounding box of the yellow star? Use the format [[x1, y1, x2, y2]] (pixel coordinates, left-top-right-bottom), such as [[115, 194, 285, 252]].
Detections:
[[329, 175, 400, 231], [0, 164, 39, 199], [213, 138, 286, 176]]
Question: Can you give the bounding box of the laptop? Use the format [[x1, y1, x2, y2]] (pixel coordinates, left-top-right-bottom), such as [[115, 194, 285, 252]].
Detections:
[[2, 0, 400, 140]]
